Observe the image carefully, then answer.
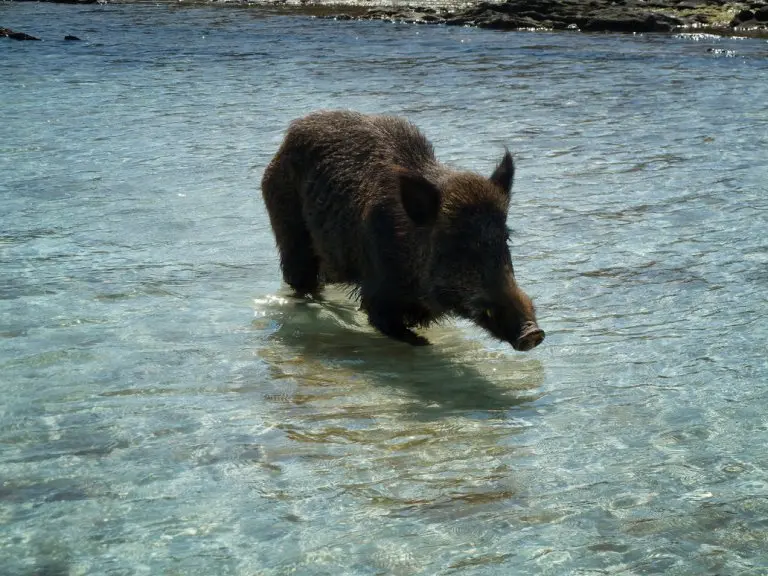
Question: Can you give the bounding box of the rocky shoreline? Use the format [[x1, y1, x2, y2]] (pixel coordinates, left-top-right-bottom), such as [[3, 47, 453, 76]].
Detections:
[[318, 0, 768, 37], [4, 0, 768, 38]]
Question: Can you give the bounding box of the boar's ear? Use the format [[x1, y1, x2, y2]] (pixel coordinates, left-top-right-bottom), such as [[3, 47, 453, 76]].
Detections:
[[490, 148, 515, 197], [395, 167, 442, 227]]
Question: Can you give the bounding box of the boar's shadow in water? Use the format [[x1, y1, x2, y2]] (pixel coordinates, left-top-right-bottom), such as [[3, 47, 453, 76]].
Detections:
[[253, 290, 545, 419]]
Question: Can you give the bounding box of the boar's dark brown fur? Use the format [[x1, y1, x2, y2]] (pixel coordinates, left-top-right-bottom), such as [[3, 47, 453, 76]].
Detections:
[[261, 110, 544, 350]]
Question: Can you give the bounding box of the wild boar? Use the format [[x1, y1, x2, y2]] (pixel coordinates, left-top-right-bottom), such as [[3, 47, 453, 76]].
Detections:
[[261, 110, 544, 351]]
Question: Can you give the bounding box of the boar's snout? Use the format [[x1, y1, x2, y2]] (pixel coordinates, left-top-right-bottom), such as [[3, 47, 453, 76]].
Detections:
[[470, 283, 544, 352], [513, 321, 545, 351]]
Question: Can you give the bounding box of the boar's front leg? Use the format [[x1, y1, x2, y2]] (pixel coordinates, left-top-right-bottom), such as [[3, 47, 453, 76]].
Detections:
[[358, 204, 431, 346]]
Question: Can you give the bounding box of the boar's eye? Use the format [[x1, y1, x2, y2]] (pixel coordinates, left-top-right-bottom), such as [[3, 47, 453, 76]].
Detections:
[[484, 309, 493, 319]]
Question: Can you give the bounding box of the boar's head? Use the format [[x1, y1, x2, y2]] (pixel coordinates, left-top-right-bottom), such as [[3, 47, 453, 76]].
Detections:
[[397, 150, 544, 351]]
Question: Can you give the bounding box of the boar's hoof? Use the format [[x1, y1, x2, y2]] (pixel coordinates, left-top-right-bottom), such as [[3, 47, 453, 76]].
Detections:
[[514, 323, 545, 352], [406, 333, 431, 346], [391, 328, 430, 347], [379, 325, 430, 346]]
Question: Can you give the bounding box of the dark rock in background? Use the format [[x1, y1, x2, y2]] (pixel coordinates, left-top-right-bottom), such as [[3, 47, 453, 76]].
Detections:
[[1, 26, 41, 40]]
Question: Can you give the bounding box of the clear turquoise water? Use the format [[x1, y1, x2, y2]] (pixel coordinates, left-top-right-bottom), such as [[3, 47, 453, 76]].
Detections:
[[2, 4, 767, 574]]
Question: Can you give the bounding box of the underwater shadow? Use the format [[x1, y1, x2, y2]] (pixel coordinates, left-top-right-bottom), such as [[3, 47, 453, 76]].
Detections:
[[251, 289, 546, 419]]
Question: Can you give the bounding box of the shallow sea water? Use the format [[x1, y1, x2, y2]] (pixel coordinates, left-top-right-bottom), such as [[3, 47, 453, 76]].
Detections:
[[1, 3, 767, 574]]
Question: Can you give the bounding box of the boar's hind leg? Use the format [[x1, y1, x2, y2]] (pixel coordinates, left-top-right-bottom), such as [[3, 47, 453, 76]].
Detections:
[[261, 163, 320, 297]]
